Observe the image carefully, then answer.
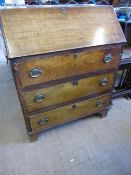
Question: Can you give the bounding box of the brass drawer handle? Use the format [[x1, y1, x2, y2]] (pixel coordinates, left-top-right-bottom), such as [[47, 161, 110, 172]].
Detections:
[[29, 68, 42, 78], [100, 78, 109, 86], [96, 101, 104, 107], [38, 118, 48, 125], [104, 54, 112, 63], [34, 94, 45, 103]]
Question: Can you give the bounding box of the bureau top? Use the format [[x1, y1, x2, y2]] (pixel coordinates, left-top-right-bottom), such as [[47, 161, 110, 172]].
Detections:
[[0, 5, 126, 59]]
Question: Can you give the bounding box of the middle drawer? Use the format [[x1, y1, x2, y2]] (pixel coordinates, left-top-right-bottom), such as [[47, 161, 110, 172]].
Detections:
[[23, 72, 114, 112]]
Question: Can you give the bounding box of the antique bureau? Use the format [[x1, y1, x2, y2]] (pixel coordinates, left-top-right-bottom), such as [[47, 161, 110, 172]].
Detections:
[[0, 5, 126, 141]]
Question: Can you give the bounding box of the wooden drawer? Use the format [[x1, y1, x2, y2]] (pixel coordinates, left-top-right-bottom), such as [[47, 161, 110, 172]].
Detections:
[[15, 47, 121, 88], [23, 72, 114, 112], [29, 94, 110, 132]]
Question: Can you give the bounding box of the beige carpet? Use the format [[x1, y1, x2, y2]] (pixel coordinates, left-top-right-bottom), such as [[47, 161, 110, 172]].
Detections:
[[0, 48, 131, 175]]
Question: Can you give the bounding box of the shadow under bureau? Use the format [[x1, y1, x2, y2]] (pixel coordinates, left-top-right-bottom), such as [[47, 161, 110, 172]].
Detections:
[[0, 5, 126, 141]]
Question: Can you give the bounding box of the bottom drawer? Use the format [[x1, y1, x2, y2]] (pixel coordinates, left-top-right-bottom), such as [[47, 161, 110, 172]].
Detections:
[[29, 94, 110, 131]]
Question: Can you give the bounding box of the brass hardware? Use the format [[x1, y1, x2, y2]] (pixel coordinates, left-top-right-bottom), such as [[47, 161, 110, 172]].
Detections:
[[29, 68, 42, 78], [104, 54, 112, 63], [61, 8, 67, 14], [100, 78, 109, 86], [73, 54, 78, 59], [38, 118, 48, 125], [34, 94, 45, 103], [72, 104, 76, 108], [96, 101, 104, 107], [72, 80, 78, 86]]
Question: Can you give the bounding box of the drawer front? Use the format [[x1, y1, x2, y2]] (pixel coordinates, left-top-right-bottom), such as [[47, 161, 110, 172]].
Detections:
[[30, 94, 110, 131], [23, 72, 114, 112], [16, 47, 121, 88]]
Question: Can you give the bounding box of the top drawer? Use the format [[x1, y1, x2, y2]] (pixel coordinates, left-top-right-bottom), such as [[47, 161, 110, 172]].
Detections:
[[15, 47, 121, 88]]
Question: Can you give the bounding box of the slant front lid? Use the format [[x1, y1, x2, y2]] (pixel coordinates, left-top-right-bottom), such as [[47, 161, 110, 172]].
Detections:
[[0, 5, 126, 58]]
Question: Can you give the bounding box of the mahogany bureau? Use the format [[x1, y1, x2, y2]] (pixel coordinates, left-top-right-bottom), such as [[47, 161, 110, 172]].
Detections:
[[0, 5, 126, 141]]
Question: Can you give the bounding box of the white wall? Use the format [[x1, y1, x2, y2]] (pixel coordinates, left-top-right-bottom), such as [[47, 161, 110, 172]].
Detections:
[[5, 0, 25, 4]]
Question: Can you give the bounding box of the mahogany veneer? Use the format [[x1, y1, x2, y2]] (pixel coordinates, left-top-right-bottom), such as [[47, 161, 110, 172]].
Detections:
[[0, 5, 126, 141]]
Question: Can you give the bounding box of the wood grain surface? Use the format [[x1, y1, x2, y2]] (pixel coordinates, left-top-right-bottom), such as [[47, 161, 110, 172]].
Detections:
[[23, 72, 114, 112], [29, 94, 110, 131], [16, 47, 120, 88], [0, 5, 126, 58]]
